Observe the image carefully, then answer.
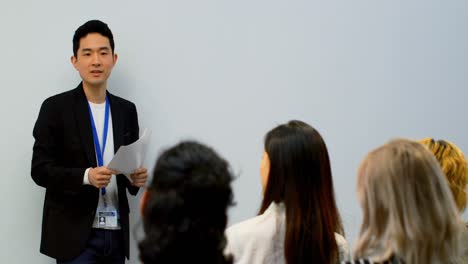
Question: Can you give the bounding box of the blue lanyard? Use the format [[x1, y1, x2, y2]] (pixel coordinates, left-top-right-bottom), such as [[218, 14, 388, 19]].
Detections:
[[87, 96, 110, 195]]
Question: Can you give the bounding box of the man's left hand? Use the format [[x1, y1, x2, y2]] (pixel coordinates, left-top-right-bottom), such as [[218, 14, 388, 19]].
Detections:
[[129, 167, 148, 187]]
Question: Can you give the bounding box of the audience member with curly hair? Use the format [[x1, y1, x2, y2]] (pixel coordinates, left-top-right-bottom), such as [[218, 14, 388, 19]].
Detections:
[[139, 141, 234, 264], [419, 138, 468, 263]]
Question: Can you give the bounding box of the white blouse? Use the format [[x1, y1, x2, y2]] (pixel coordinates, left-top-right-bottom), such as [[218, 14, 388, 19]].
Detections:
[[226, 202, 350, 264]]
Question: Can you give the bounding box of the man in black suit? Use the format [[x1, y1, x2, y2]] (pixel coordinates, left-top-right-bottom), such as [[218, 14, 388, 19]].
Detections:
[[31, 20, 148, 263]]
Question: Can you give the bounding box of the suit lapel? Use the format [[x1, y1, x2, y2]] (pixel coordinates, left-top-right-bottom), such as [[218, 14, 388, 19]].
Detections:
[[108, 91, 123, 153], [73, 83, 97, 167], [107, 92, 127, 190]]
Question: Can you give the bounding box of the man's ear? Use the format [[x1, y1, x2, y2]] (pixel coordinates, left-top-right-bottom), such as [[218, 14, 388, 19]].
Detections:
[[140, 189, 150, 216], [113, 53, 118, 65], [70, 55, 78, 70]]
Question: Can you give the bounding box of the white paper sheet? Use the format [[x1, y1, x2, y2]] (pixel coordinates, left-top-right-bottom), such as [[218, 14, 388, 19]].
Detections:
[[107, 128, 151, 180]]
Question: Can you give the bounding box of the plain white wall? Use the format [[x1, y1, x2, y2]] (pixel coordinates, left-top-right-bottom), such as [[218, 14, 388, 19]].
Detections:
[[1, 0, 468, 262]]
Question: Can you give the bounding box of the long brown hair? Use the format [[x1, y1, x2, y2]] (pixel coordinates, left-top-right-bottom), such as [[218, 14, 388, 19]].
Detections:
[[259, 120, 344, 264]]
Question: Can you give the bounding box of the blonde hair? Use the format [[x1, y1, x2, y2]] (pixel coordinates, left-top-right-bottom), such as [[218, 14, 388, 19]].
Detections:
[[419, 138, 468, 212], [354, 139, 462, 264]]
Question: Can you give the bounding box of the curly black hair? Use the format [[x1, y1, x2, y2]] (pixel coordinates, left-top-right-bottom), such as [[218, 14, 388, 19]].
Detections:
[[139, 141, 234, 264]]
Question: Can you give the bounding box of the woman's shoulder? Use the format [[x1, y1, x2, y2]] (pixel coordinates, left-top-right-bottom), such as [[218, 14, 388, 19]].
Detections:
[[225, 203, 285, 263], [334, 233, 351, 262], [226, 215, 263, 241], [227, 203, 282, 237], [334, 233, 348, 247], [226, 209, 278, 240], [342, 256, 404, 264], [342, 260, 373, 264]]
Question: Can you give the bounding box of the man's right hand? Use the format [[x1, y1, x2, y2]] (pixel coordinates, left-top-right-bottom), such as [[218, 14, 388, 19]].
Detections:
[[88, 166, 117, 188]]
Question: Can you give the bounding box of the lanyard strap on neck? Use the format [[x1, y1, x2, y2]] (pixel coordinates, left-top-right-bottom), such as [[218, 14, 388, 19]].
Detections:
[[87, 96, 110, 195]]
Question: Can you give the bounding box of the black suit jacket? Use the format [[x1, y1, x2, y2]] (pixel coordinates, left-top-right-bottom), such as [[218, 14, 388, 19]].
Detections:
[[31, 83, 140, 261]]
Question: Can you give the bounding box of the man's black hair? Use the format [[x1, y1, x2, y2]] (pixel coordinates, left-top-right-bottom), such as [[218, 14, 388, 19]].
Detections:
[[72, 20, 114, 57]]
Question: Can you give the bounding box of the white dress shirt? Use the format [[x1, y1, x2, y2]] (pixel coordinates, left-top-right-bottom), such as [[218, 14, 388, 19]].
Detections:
[[84, 101, 121, 229], [226, 202, 350, 263]]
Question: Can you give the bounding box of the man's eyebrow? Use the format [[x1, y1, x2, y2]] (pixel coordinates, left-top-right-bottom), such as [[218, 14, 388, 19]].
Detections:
[[80, 47, 111, 52]]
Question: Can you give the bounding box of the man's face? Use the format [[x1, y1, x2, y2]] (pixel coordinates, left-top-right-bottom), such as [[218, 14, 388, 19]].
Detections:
[[71, 33, 117, 88]]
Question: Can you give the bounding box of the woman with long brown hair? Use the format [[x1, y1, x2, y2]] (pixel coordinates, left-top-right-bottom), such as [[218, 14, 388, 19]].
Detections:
[[226, 120, 349, 264]]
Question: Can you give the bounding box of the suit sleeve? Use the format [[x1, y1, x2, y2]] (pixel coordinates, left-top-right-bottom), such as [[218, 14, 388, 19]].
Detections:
[[126, 102, 140, 196], [31, 98, 86, 193]]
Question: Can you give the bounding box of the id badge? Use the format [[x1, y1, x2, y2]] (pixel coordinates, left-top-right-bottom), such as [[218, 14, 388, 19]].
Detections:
[[98, 210, 118, 228]]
